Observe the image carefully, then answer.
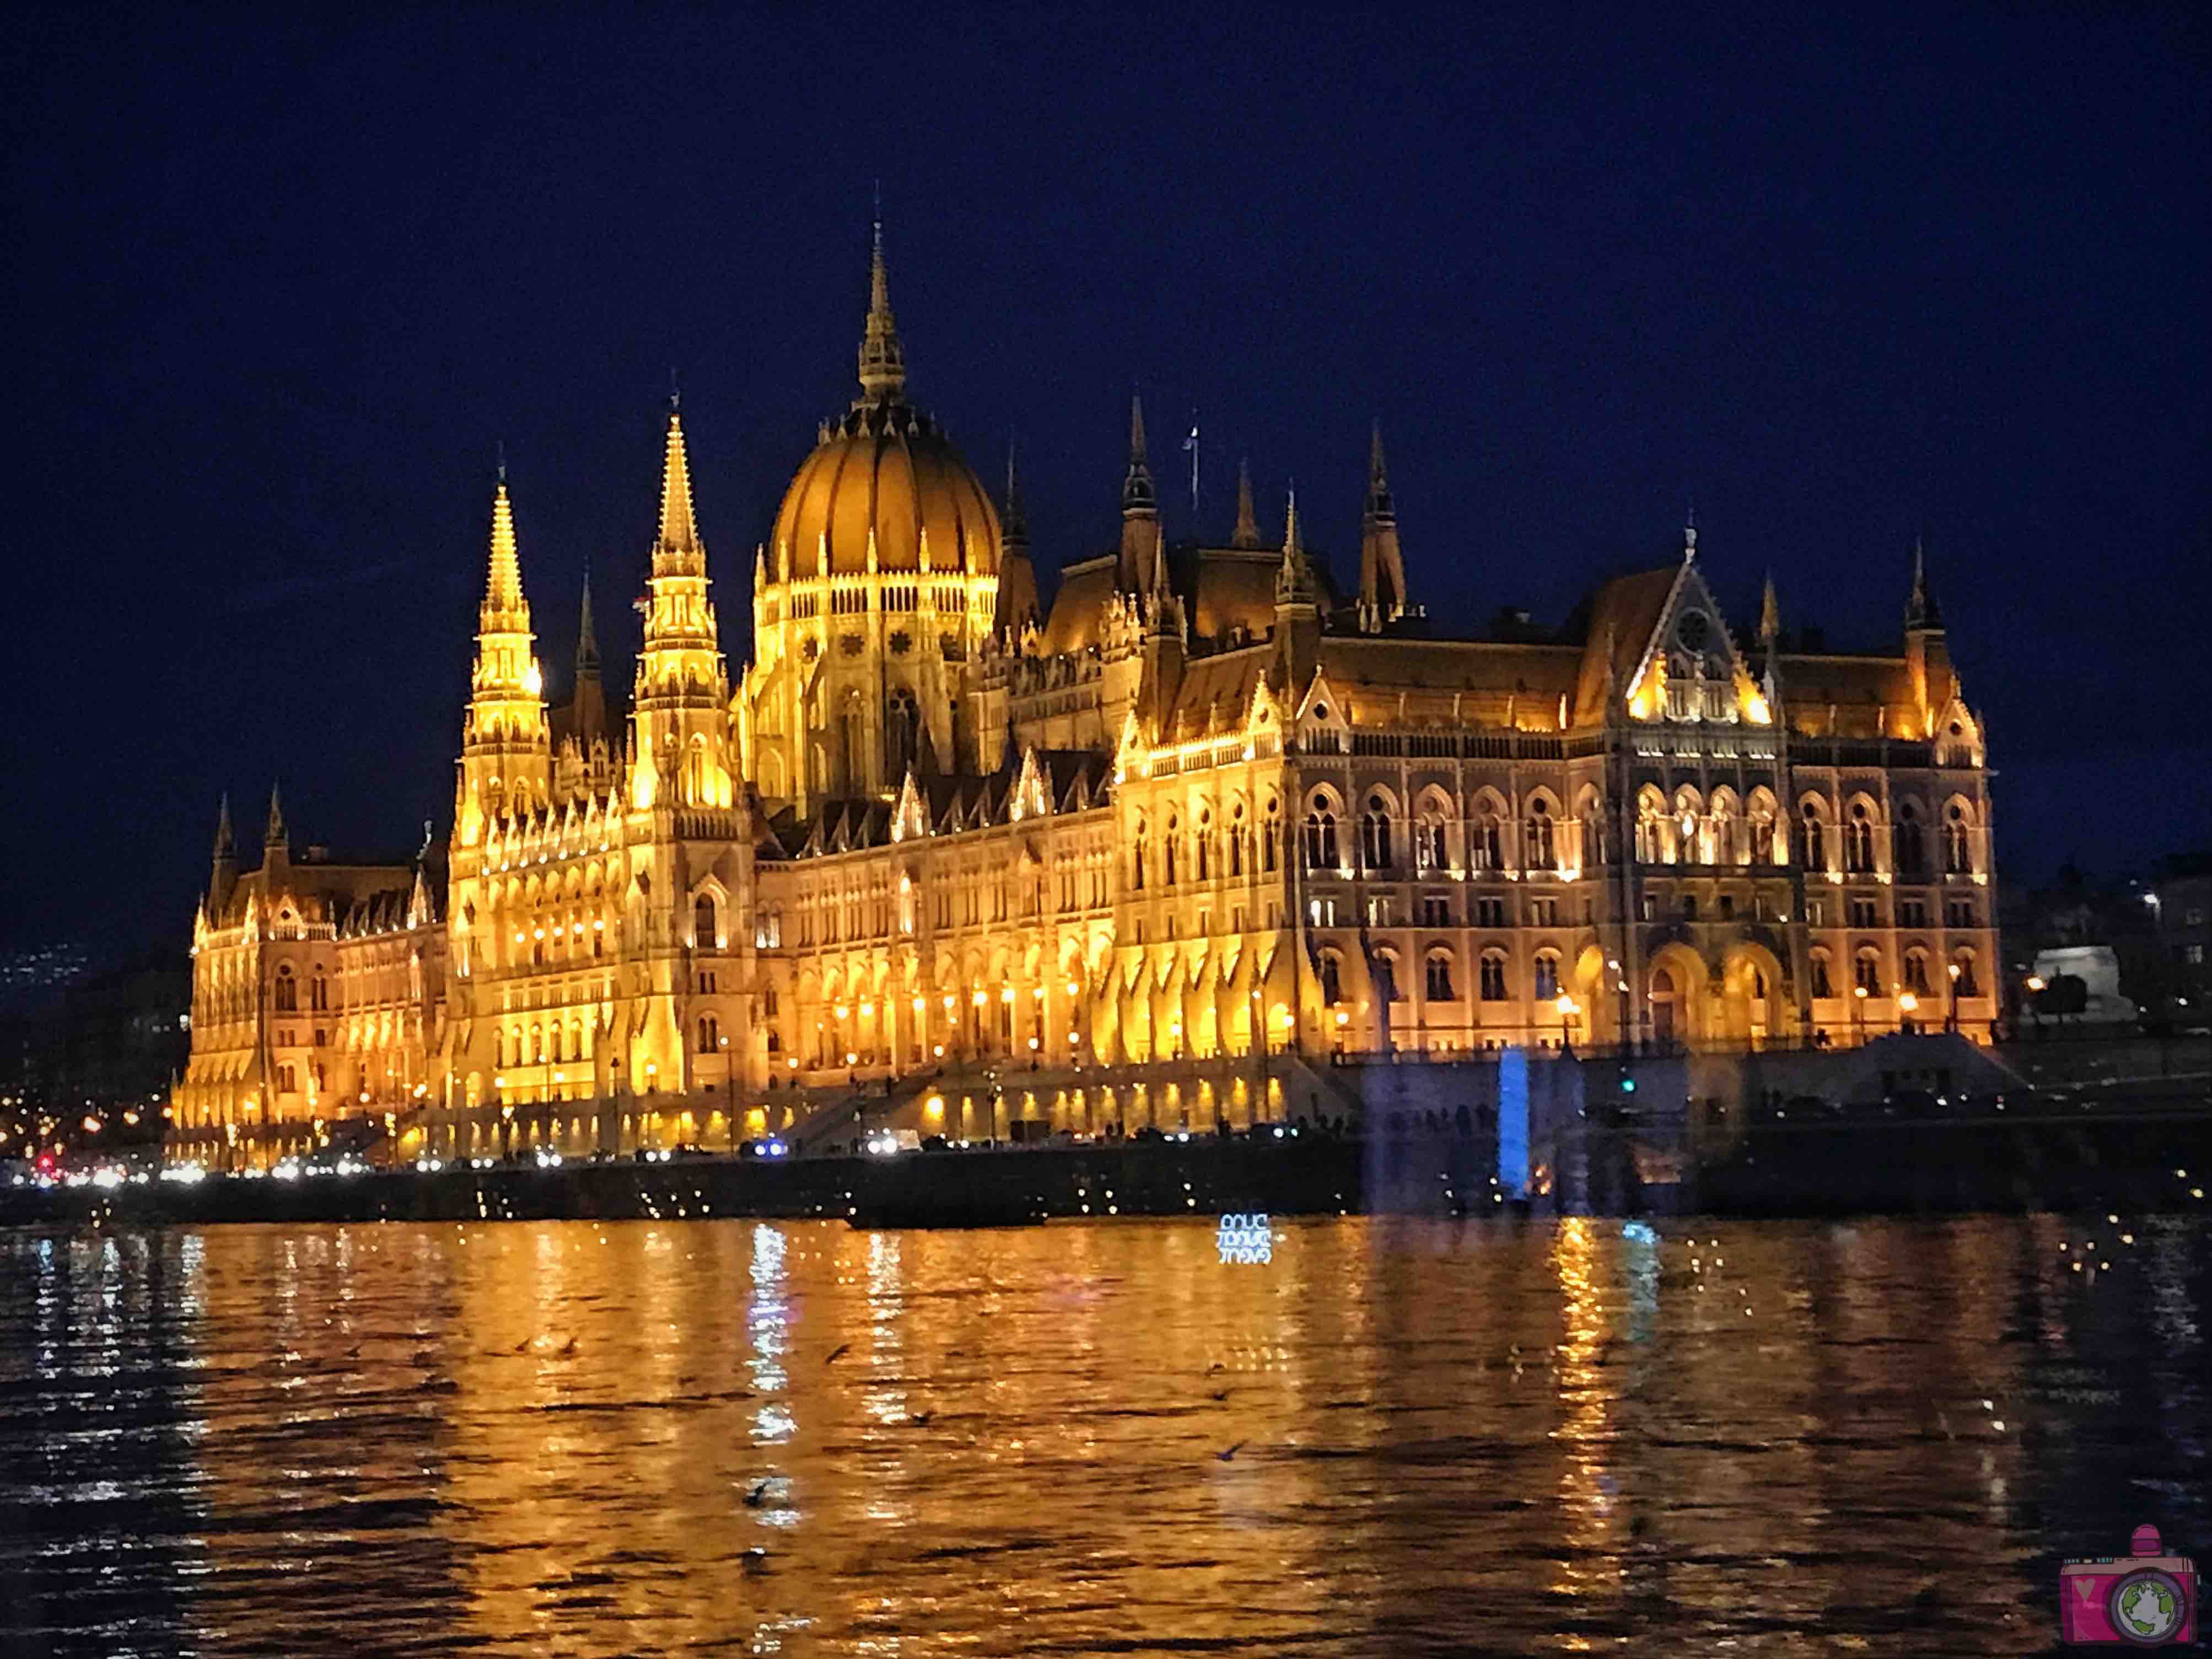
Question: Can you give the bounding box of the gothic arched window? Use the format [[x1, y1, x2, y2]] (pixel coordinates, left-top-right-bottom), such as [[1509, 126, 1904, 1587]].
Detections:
[[1479, 953, 1508, 1001], [1845, 802, 1877, 874], [1304, 808, 1337, 871], [1361, 795, 1394, 869], [1944, 804, 1973, 875], [1524, 801, 1556, 872], [1895, 801, 1926, 876], [1424, 951, 1455, 1001], [695, 894, 718, 949]]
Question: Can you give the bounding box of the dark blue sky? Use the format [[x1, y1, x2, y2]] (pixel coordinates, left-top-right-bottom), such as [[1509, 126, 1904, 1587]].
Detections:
[[6, 4, 2206, 960]]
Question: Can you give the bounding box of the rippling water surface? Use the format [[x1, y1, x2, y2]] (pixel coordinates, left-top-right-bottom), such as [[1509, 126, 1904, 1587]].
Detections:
[[2, 1214, 2206, 1657]]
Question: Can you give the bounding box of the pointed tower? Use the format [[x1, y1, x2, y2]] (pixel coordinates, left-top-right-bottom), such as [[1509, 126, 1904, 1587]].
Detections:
[[209, 795, 238, 917], [1273, 484, 1323, 687], [1230, 456, 1261, 549], [1118, 393, 1164, 593], [1357, 421, 1407, 630], [1758, 570, 1782, 648], [994, 442, 1038, 635], [1902, 536, 1954, 733], [262, 782, 290, 877], [572, 567, 606, 749], [630, 397, 732, 810], [456, 470, 551, 845], [857, 216, 906, 403]]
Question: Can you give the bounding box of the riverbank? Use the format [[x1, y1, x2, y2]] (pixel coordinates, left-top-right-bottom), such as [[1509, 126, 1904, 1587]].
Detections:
[[7, 1102, 2208, 1227]]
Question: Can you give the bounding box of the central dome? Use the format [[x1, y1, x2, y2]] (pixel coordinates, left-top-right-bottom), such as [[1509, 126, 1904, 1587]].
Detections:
[[767, 230, 1000, 582]]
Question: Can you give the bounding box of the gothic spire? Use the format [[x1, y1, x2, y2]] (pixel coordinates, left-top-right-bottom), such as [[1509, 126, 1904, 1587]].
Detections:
[[654, 403, 703, 566], [1275, 482, 1319, 606], [485, 473, 523, 616], [265, 783, 287, 849], [1122, 392, 1156, 516], [1759, 570, 1781, 646], [1365, 419, 1395, 524], [1002, 440, 1029, 548], [1906, 536, 1942, 629], [1231, 455, 1260, 548], [577, 565, 600, 673], [856, 216, 906, 401], [213, 793, 234, 860]]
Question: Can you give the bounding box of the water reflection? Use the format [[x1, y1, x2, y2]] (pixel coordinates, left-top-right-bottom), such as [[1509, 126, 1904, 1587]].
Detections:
[[0, 1215, 2205, 1656]]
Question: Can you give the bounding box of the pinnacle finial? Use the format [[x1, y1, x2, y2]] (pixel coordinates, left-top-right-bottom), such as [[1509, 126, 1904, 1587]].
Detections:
[[655, 405, 702, 562], [1683, 496, 1698, 561], [1284, 481, 1301, 557], [857, 209, 906, 400], [1130, 392, 1149, 464], [1232, 455, 1260, 548], [214, 794, 234, 859], [496, 440, 507, 486], [1759, 570, 1781, 645], [265, 783, 287, 847]]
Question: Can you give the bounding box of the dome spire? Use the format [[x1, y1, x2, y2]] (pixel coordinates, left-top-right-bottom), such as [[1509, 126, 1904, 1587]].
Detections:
[[1906, 535, 1942, 629], [857, 211, 907, 402]]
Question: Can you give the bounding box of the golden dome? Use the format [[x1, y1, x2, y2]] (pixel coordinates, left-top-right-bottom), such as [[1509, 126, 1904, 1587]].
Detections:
[[767, 227, 1001, 581], [771, 403, 1000, 580]]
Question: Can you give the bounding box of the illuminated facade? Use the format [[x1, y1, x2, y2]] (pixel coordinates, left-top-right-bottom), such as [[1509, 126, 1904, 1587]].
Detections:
[[174, 232, 1999, 1163]]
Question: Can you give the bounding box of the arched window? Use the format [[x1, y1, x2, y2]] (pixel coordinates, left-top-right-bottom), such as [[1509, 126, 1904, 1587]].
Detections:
[[495, 1027, 509, 1067], [1895, 801, 1926, 876], [1229, 803, 1246, 876], [1524, 800, 1556, 871], [531, 1024, 546, 1064], [1473, 810, 1503, 870], [1854, 951, 1881, 994], [273, 966, 297, 1012], [698, 1014, 719, 1054], [1195, 809, 1212, 881], [1952, 951, 1980, 997], [1944, 804, 1973, 874], [309, 972, 329, 1012], [1261, 799, 1280, 872], [1360, 795, 1394, 869], [1845, 802, 1877, 874], [884, 687, 920, 783], [1580, 797, 1608, 869], [1799, 802, 1827, 871], [1479, 953, 1508, 1001], [1749, 793, 1778, 864], [1709, 793, 1739, 865], [1533, 953, 1560, 1001], [1304, 808, 1337, 871], [695, 893, 718, 949], [1903, 951, 1932, 996], [1636, 789, 1672, 864], [1319, 952, 1344, 1005], [1132, 822, 1148, 890], [1424, 951, 1455, 1000], [1809, 950, 1834, 999], [1415, 807, 1449, 871], [1164, 815, 1180, 885]]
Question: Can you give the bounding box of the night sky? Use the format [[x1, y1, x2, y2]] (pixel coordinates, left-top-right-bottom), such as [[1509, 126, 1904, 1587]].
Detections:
[[6, 6, 2206, 963]]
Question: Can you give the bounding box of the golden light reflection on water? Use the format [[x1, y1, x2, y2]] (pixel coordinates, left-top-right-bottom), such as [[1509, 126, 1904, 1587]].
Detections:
[[0, 1216, 2207, 1656]]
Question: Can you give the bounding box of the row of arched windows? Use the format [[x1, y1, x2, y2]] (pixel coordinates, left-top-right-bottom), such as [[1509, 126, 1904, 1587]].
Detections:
[[1317, 946, 1563, 1005], [1131, 800, 1283, 891]]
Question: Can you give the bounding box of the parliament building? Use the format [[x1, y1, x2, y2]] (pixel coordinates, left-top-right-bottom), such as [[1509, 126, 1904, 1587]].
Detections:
[[173, 234, 1999, 1165]]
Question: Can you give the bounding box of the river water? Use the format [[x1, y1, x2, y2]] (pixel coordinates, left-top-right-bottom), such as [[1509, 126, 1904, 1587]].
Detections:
[[1, 1215, 2205, 1657]]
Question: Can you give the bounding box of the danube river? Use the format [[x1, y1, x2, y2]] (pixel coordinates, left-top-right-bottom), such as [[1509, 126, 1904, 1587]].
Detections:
[[2, 1215, 2205, 1657]]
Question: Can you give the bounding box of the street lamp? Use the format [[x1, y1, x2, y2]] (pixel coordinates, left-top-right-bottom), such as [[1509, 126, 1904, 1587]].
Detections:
[[1853, 982, 1868, 1047], [1898, 988, 1919, 1036], [1555, 991, 1580, 1053], [1946, 960, 1961, 1033]]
